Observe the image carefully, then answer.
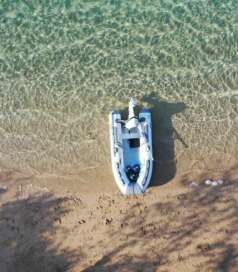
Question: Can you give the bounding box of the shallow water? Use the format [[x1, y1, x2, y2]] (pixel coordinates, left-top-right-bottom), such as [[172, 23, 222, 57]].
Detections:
[[0, 0, 237, 175]]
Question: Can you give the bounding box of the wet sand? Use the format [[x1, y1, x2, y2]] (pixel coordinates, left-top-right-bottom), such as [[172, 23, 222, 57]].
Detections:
[[0, 161, 238, 272]]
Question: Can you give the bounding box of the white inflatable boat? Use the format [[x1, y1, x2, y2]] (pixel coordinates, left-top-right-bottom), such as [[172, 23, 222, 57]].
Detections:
[[109, 98, 153, 195]]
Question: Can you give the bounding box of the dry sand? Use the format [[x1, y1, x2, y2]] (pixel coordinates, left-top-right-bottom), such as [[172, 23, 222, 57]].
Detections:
[[0, 162, 238, 272]]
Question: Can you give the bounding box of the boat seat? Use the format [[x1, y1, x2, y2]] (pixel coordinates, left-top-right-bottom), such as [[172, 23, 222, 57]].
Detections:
[[122, 132, 140, 139]]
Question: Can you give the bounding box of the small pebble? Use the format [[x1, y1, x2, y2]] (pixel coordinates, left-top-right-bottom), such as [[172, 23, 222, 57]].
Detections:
[[205, 179, 224, 186], [189, 182, 198, 187], [105, 218, 112, 225], [205, 179, 212, 185], [0, 185, 8, 192], [217, 179, 224, 185]]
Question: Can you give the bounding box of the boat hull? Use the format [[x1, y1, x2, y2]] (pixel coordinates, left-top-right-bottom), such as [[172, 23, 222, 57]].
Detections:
[[109, 109, 153, 195]]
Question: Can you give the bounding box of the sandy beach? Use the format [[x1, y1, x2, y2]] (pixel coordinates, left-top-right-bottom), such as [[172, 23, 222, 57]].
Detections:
[[0, 161, 238, 272]]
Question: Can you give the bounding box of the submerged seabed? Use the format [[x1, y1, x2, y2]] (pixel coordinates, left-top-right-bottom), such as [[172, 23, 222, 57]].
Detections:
[[0, 0, 237, 175]]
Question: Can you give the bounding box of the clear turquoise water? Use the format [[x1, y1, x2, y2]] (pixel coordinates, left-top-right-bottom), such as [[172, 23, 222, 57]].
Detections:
[[0, 0, 237, 173]]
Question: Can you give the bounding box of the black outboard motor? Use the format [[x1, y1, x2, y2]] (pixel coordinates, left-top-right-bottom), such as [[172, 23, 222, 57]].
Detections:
[[125, 164, 140, 182]]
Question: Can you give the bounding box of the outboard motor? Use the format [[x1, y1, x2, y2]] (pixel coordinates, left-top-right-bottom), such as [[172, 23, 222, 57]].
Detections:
[[125, 164, 141, 182], [125, 98, 138, 130]]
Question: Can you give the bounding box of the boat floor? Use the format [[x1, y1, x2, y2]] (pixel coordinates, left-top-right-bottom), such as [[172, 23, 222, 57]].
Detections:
[[123, 139, 140, 167]]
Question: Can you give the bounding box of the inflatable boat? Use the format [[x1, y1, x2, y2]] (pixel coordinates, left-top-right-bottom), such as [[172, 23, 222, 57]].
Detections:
[[109, 98, 153, 195]]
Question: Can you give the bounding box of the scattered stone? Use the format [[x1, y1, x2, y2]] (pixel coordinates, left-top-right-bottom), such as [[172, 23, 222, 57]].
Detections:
[[31, 219, 38, 226], [189, 182, 198, 187], [197, 243, 211, 252], [178, 254, 184, 262], [217, 179, 224, 185], [211, 181, 218, 186], [105, 218, 112, 225], [78, 219, 86, 224], [0, 185, 8, 193], [205, 179, 212, 185], [120, 222, 128, 228], [177, 193, 187, 200], [205, 179, 224, 186], [55, 218, 62, 224]]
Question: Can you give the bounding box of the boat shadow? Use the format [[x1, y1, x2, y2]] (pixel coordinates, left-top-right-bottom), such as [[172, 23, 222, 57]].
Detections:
[[141, 93, 187, 186], [118, 94, 187, 187]]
